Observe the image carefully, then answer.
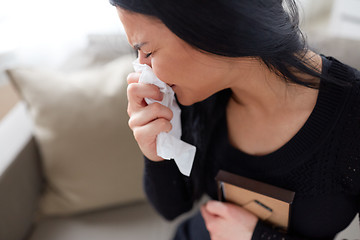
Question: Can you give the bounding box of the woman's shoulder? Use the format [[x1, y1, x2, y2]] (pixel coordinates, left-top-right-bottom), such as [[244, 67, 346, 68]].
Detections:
[[314, 57, 360, 194], [325, 56, 360, 116], [323, 56, 360, 84], [321, 56, 360, 112]]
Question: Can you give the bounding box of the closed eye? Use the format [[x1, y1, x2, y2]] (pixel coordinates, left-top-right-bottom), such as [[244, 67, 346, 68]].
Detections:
[[145, 52, 152, 58]]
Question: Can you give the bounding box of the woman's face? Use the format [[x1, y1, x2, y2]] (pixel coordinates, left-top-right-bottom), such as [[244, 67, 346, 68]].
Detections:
[[117, 8, 237, 106]]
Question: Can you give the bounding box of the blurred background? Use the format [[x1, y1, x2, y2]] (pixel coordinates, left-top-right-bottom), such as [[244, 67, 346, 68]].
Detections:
[[0, 0, 127, 84]]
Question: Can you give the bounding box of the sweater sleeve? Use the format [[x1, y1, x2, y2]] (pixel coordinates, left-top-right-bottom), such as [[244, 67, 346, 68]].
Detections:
[[143, 157, 194, 220], [251, 221, 311, 240]]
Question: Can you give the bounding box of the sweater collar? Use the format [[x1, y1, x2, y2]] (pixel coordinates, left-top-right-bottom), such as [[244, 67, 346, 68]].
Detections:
[[219, 56, 354, 175]]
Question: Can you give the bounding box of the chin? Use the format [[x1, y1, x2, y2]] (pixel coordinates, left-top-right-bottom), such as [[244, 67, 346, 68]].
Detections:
[[176, 94, 206, 106], [174, 88, 210, 106], [174, 94, 192, 106], [176, 97, 194, 106]]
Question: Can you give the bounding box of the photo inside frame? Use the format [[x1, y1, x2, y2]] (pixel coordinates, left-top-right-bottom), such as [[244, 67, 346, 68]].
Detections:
[[216, 170, 295, 230]]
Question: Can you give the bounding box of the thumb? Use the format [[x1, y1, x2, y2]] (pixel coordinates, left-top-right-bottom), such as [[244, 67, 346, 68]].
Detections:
[[205, 200, 228, 217], [127, 72, 141, 84]]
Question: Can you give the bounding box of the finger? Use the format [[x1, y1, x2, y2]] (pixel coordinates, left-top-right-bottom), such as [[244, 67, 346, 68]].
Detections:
[[201, 205, 219, 234], [127, 72, 141, 84], [128, 103, 173, 129], [132, 118, 172, 146], [201, 205, 214, 222], [204, 200, 228, 217], [127, 83, 163, 114]]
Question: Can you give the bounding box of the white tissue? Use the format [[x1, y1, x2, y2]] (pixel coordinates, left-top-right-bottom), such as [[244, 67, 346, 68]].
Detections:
[[133, 59, 196, 176]]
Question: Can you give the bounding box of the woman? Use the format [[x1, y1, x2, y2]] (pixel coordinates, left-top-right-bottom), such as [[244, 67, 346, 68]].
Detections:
[[110, 0, 360, 239]]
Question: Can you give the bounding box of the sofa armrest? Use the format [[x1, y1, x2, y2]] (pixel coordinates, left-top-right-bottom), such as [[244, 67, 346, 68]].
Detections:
[[0, 103, 43, 240]]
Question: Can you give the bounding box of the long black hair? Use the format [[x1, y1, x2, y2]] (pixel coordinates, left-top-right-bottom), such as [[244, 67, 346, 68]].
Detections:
[[110, 0, 331, 88]]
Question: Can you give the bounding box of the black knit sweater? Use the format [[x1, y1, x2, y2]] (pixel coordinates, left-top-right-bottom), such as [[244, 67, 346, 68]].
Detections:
[[143, 56, 360, 239]]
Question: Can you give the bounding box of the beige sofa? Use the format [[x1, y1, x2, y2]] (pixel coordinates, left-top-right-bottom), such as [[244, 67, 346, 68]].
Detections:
[[0, 99, 197, 240], [0, 36, 195, 240]]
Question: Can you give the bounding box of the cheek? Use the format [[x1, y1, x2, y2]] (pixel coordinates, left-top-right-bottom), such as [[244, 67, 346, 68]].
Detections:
[[150, 54, 222, 105], [151, 48, 196, 85], [151, 58, 183, 84]]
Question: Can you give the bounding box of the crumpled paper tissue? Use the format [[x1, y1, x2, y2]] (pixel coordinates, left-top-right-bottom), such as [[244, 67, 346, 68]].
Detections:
[[133, 59, 196, 176]]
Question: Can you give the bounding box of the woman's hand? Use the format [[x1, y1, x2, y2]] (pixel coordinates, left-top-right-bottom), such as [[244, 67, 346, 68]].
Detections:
[[201, 200, 258, 240], [127, 72, 173, 161]]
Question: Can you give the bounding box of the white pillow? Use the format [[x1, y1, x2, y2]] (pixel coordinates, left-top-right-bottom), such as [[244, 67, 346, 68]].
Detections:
[[6, 55, 145, 216]]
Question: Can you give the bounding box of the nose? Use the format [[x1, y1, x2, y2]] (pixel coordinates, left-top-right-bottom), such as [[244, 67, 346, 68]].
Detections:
[[138, 53, 152, 67]]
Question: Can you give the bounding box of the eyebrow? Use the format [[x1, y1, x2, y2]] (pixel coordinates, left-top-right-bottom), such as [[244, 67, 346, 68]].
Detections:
[[133, 42, 148, 51]]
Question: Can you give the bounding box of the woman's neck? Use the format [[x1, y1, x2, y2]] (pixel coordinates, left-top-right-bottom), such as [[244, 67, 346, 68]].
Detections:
[[227, 52, 322, 116]]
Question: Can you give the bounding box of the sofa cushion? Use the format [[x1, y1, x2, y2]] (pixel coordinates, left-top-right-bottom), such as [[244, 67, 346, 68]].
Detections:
[[6, 55, 145, 216]]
